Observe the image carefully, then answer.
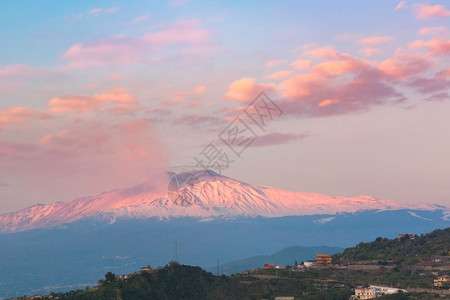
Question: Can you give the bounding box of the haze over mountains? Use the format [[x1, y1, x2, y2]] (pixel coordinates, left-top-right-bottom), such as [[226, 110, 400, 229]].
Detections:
[[0, 170, 444, 233]]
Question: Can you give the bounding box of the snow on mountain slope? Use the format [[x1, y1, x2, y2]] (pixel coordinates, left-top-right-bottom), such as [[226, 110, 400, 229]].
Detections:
[[0, 170, 440, 233]]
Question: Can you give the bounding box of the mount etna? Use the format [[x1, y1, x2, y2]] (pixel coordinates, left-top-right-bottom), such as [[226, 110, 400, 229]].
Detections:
[[0, 170, 448, 298]]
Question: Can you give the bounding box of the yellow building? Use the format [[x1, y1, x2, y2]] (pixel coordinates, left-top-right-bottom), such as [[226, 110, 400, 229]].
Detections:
[[316, 254, 332, 266], [354, 287, 375, 299], [434, 275, 449, 287]]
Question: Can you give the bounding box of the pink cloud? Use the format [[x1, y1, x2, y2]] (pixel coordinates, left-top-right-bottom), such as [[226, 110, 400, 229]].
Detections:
[[0, 107, 52, 129], [418, 26, 448, 35], [361, 47, 381, 57], [0, 64, 48, 83], [47, 88, 137, 113], [410, 37, 450, 56], [0, 118, 170, 206], [62, 19, 216, 69], [267, 70, 292, 79], [279, 73, 329, 99], [0, 141, 37, 158], [359, 36, 392, 45], [62, 39, 137, 68], [277, 47, 412, 117], [414, 4, 450, 19], [395, 1, 406, 10], [167, 85, 207, 106], [266, 59, 286, 68], [304, 46, 343, 60], [379, 52, 433, 80], [313, 59, 371, 76], [291, 59, 311, 70], [225, 77, 276, 101], [318, 99, 340, 107], [281, 70, 403, 117], [408, 69, 450, 94], [90, 8, 102, 14]]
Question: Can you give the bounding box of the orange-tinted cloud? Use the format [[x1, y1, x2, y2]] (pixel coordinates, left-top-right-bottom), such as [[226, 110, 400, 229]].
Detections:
[[277, 46, 412, 117], [318, 99, 340, 107], [414, 4, 450, 19], [225, 77, 275, 101], [47, 88, 137, 113], [313, 59, 371, 76], [279, 73, 329, 99], [0, 107, 52, 129], [418, 26, 448, 35], [304, 46, 343, 60], [266, 59, 286, 68], [410, 37, 450, 56], [167, 85, 206, 106], [267, 70, 292, 79], [379, 52, 433, 80], [359, 36, 392, 45]]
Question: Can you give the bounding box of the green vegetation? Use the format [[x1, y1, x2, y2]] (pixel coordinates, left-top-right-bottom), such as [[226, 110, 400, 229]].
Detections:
[[334, 228, 450, 264]]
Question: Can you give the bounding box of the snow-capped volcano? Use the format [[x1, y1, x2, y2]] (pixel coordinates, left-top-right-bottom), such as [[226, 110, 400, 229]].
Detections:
[[0, 170, 440, 233]]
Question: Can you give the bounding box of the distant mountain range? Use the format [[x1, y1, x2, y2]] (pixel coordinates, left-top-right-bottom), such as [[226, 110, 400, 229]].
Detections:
[[0, 170, 444, 233]]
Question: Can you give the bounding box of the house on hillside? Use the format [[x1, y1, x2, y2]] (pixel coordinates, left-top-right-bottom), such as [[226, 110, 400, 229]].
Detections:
[[316, 254, 332, 266], [264, 263, 274, 268], [434, 275, 449, 287], [304, 261, 315, 268], [116, 274, 130, 281], [371, 285, 406, 295], [140, 266, 152, 272], [397, 233, 415, 240], [350, 287, 375, 299]]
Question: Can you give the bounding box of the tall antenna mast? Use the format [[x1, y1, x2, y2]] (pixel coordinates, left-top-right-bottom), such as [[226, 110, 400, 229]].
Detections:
[[217, 258, 220, 276]]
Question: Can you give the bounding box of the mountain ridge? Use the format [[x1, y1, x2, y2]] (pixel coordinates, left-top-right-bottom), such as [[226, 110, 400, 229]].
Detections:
[[0, 169, 444, 233]]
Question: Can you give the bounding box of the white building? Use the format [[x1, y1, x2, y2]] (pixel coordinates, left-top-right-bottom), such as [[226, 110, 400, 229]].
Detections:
[[304, 261, 315, 268], [371, 285, 406, 295]]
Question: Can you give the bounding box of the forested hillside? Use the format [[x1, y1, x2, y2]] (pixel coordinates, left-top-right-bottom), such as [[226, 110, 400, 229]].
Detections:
[[333, 227, 450, 263]]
